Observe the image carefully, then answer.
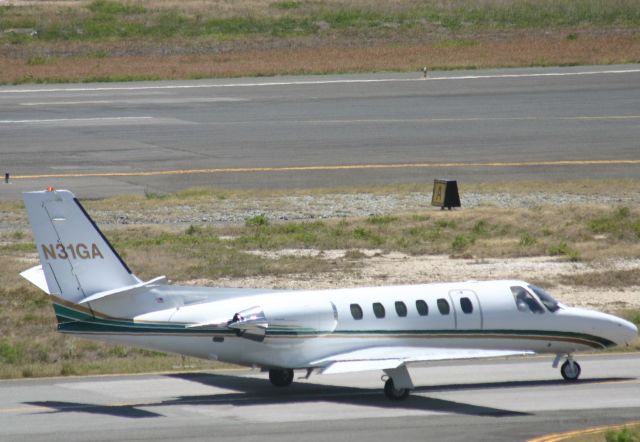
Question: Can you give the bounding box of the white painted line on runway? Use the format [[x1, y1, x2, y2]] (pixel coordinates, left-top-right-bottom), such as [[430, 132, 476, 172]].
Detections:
[[19, 97, 248, 106], [429, 68, 640, 81], [0, 68, 638, 94], [19, 100, 117, 106], [205, 115, 640, 126], [0, 116, 154, 124]]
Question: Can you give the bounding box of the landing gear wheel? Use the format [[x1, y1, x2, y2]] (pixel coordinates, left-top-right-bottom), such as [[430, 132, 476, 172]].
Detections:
[[384, 378, 410, 401], [269, 368, 294, 387], [560, 360, 581, 381]]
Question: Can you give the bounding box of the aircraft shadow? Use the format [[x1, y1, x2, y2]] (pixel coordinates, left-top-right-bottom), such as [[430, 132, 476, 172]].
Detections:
[[412, 377, 635, 394], [165, 373, 528, 417], [25, 373, 633, 420], [25, 400, 162, 419]]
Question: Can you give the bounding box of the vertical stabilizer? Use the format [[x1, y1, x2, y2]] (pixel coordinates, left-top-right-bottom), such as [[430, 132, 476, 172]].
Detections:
[[23, 189, 139, 304]]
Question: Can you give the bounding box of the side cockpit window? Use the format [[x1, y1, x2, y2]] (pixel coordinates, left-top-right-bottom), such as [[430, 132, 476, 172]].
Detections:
[[511, 286, 545, 314]]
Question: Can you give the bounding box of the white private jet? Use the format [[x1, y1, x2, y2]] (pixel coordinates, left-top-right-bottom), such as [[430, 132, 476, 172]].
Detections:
[[21, 188, 637, 400]]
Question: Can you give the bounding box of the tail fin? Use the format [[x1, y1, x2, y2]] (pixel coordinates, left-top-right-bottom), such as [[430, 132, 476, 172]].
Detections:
[[23, 188, 139, 304]]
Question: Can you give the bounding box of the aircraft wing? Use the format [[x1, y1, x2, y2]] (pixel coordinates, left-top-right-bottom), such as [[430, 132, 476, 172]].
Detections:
[[312, 347, 533, 374]]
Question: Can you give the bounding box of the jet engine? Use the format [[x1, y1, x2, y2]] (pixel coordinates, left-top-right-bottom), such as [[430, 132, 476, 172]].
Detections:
[[228, 299, 338, 341]]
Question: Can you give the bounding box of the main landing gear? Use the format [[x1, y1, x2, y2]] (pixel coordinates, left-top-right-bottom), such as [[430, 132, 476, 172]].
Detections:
[[269, 368, 294, 387], [384, 378, 410, 400], [382, 365, 414, 401], [554, 354, 581, 381]]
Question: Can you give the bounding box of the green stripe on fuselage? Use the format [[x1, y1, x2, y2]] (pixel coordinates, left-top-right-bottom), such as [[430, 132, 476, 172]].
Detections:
[[51, 303, 615, 348]]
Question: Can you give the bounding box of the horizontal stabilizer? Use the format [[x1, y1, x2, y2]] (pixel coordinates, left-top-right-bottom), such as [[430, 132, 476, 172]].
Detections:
[[79, 276, 167, 304], [20, 265, 51, 295], [313, 347, 533, 375]]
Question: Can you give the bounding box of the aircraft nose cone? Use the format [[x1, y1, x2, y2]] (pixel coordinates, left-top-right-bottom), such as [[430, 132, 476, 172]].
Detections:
[[614, 317, 638, 347]]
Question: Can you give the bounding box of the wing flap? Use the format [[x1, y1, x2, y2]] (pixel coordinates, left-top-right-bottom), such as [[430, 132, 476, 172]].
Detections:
[[321, 359, 404, 374], [313, 346, 533, 374]]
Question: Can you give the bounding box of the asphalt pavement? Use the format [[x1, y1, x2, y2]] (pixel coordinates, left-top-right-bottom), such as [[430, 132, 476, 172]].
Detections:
[[1, 65, 639, 199], [1, 354, 639, 441]]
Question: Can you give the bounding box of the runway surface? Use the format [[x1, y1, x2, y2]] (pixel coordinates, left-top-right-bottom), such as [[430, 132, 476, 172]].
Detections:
[[1, 65, 639, 199], [1, 354, 639, 441]]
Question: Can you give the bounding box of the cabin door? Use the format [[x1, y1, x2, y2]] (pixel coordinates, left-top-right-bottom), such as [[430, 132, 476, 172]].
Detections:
[[448, 289, 483, 330]]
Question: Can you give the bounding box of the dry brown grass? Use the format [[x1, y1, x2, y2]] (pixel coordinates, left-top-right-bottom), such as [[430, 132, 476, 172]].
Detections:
[[560, 269, 640, 288], [465, 179, 640, 197], [3, 35, 639, 84]]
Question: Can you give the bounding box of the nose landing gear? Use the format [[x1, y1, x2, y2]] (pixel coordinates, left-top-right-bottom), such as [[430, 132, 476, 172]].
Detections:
[[560, 359, 581, 381], [554, 354, 581, 381]]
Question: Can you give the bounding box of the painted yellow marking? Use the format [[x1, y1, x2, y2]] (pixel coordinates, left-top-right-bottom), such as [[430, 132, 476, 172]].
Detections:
[[11, 159, 640, 181], [528, 420, 640, 442]]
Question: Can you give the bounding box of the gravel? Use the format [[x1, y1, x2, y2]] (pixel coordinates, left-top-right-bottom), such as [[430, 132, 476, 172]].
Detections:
[[1, 190, 635, 234], [85, 191, 637, 227]]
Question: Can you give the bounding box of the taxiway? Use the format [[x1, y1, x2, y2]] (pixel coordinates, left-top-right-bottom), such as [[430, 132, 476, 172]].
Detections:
[[1, 65, 639, 199], [1, 354, 639, 442]]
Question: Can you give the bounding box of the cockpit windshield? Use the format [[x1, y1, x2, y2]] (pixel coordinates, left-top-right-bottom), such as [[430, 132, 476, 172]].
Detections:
[[528, 284, 560, 312]]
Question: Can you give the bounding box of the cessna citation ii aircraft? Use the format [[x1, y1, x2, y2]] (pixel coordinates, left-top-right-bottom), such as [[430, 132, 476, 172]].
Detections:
[[21, 189, 637, 400]]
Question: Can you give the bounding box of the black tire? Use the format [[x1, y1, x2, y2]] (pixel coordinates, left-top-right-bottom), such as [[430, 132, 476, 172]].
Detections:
[[560, 360, 581, 381], [384, 378, 410, 401], [269, 368, 294, 387]]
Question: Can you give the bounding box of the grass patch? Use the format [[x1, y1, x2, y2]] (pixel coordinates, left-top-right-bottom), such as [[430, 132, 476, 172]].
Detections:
[[25, 56, 55, 66], [558, 423, 640, 442], [519, 233, 537, 248], [367, 215, 398, 226], [1, 0, 640, 84], [144, 190, 168, 200], [549, 242, 580, 261], [451, 234, 475, 253], [590, 207, 640, 240], [88, 0, 146, 16], [245, 214, 270, 228], [271, 1, 304, 10], [2, 0, 637, 44], [605, 426, 640, 442]]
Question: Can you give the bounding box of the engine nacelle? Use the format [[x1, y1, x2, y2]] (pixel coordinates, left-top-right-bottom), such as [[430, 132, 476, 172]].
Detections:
[[229, 299, 338, 340]]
